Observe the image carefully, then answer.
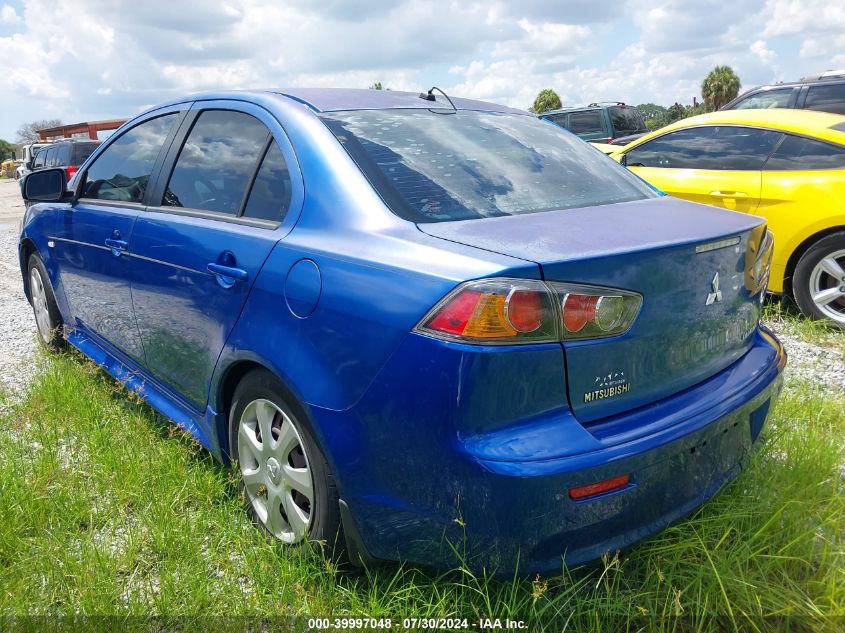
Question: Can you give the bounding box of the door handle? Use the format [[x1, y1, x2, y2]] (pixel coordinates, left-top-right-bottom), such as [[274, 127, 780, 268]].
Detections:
[[709, 191, 748, 198], [207, 263, 249, 283], [104, 238, 129, 257]]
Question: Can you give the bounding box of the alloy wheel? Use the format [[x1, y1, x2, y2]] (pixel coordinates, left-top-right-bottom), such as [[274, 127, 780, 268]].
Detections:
[[29, 267, 53, 344], [237, 398, 314, 543], [809, 249, 845, 325]]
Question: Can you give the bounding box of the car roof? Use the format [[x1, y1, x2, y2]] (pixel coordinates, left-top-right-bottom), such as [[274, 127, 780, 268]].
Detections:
[[154, 88, 528, 116], [616, 108, 845, 152]]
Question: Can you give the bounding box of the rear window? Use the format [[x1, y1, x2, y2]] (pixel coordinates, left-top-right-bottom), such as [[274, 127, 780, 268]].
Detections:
[[321, 109, 656, 223], [608, 107, 648, 135]]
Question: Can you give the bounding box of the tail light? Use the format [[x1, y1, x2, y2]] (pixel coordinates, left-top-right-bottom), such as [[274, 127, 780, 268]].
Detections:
[[415, 278, 642, 345], [64, 165, 78, 181], [745, 227, 774, 297]]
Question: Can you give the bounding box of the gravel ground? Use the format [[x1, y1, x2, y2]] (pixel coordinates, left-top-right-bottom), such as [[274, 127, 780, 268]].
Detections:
[[0, 179, 38, 397], [767, 316, 845, 393], [0, 176, 843, 399]]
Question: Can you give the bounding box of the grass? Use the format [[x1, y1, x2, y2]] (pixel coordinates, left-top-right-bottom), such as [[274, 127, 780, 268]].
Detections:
[[0, 329, 843, 631]]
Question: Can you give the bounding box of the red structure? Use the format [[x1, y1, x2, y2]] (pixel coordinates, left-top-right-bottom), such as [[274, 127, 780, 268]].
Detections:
[[37, 119, 127, 141]]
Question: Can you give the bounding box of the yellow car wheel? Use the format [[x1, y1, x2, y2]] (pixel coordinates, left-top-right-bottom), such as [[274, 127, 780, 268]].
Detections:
[[793, 232, 845, 327]]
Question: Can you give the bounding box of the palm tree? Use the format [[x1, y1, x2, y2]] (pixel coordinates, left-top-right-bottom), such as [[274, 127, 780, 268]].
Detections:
[[530, 89, 562, 114], [701, 66, 741, 111]]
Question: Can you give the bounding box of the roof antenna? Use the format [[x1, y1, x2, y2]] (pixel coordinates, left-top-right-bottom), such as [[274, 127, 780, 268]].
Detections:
[[418, 86, 457, 112]]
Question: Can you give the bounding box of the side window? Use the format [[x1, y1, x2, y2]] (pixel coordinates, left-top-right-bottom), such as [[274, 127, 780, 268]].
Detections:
[[33, 149, 46, 168], [625, 126, 781, 170], [72, 143, 98, 166], [44, 147, 58, 167], [242, 142, 292, 223], [82, 113, 178, 203], [54, 144, 71, 166], [733, 88, 793, 110], [804, 84, 845, 115], [765, 134, 845, 170], [567, 110, 603, 135], [162, 110, 269, 215], [542, 113, 568, 128]]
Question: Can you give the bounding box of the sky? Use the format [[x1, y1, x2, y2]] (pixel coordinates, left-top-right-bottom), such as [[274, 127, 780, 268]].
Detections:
[[0, 0, 844, 141]]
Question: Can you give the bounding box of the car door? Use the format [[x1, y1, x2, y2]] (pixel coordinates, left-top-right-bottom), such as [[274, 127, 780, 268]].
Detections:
[[130, 101, 301, 409], [50, 109, 184, 361], [621, 125, 782, 213]]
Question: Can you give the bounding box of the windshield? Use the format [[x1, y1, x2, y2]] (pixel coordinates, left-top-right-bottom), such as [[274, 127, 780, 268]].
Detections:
[[608, 107, 648, 136], [321, 109, 656, 223]]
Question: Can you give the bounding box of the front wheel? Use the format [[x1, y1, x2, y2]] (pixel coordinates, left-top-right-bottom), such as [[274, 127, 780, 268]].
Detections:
[[793, 232, 845, 327], [229, 369, 343, 554]]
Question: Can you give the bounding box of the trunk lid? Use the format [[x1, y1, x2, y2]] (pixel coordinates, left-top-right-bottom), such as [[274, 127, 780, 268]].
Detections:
[[419, 197, 765, 422]]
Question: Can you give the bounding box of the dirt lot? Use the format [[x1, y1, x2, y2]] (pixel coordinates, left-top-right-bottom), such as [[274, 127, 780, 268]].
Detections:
[[0, 179, 37, 396]]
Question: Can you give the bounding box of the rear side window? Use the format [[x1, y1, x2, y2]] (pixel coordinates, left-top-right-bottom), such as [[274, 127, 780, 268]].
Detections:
[[44, 147, 57, 167], [82, 113, 178, 203], [242, 142, 292, 223], [764, 134, 845, 170], [321, 109, 656, 223], [568, 110, 603, 135], [163, 110, 269, 215], [625, 126, 782, 170], [733, 88, 793, 110], [608, 107, 647, 135], [805, 83, 845, 115], [72, 143, 99, 166]]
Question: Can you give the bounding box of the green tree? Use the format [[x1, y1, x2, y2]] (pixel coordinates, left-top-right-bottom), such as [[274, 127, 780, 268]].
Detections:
[[369, 82, 384, 90], [15, 119, 62, 144], [701, 66, 741, 111], [636, 103, 669, 130], [530, 88, 562, 114], [0, 139, 15, 160]]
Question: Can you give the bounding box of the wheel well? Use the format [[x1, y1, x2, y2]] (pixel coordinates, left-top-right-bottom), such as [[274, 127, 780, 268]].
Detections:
[[783, 226, 845, 296], [19, 238, 37, 300], [217, 360, 311, 458]]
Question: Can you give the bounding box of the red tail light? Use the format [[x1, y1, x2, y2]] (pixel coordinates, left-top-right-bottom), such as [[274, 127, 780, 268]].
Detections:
[[64, 165, 78, 180], [415, 279, 642, 344]]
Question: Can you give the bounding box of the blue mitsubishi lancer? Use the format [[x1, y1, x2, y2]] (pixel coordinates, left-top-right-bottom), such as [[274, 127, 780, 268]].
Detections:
[[18, 88, 785, 573]]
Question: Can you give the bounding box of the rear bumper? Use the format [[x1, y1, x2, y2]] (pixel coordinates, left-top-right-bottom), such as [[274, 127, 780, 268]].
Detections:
[[326, 326, 785, 574]]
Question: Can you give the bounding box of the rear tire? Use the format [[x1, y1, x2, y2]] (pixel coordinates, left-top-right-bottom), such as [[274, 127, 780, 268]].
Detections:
[[793, 232, 845, 327], [27, 253, 65, 350], [228, 369, 344, 557]]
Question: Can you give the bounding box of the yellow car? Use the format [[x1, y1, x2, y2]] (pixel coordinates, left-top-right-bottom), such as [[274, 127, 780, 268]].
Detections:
[[609, 109, 845, 324]]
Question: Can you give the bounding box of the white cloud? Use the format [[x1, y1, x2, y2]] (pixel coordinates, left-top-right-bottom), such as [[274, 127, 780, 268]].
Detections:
[[750, 40, 776, 64], [0, 4, 21, 24], [0, 0, 843, 140], [762, 0, 845, 37]]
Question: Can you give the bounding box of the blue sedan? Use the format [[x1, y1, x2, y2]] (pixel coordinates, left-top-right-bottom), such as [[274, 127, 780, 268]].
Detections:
[[18, 88, 785, 573]]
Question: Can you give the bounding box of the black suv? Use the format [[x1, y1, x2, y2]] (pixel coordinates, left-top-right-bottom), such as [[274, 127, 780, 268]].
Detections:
[[721, 71, 845, 114], [30, 139, 100, 182], [539, 102, 649, 144]]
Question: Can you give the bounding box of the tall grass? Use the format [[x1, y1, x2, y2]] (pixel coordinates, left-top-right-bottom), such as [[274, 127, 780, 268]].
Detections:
[[0, 351, 842, 631]]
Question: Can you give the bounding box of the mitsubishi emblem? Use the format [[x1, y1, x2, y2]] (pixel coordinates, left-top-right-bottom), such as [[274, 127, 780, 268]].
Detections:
[[706, 272, 723, 305]]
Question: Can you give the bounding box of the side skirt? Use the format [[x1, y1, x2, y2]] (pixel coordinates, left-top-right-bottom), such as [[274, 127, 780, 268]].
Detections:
[[66, 328, 218, 454]]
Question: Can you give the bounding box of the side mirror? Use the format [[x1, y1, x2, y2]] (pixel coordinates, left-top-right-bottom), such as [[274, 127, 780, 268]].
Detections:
[[22, 168, 67, 203], [620, 153, 628, 167]]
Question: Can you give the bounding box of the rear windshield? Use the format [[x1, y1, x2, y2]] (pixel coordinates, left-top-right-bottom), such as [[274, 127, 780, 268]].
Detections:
[[608, 106, 648, 136], [321, 109, 656, 223]]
